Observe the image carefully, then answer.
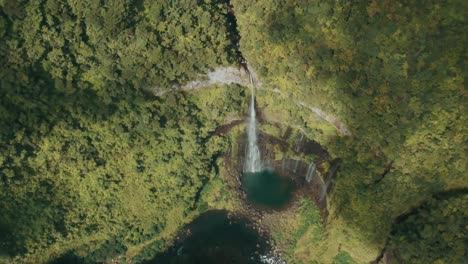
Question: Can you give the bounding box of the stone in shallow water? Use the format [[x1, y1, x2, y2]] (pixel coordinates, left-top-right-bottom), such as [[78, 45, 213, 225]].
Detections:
[[241, 170, 294, 209]]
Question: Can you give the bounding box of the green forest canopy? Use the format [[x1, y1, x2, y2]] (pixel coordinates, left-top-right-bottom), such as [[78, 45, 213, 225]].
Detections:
[[0, 0, 244, 262], [233, 0, 466, 262], [1, 0, 467, 263]]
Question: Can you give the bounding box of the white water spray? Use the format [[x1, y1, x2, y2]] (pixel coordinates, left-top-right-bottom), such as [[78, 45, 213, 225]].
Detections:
[[244, 73, 262, 173], [305, 162, 316, 183], [295, 134, 304, 152]]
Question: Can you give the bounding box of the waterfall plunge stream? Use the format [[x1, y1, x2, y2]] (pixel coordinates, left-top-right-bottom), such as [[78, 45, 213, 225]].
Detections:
[[244, 73, 262, 173], [305, 162, 316, 183], [241, 70, 293, 210]]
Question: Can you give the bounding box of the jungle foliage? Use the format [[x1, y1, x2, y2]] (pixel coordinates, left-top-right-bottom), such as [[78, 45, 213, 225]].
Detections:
[[233, 0, 467, 262], [0, 0, 467, 263], [389, 193, 467, 264], [0, 0, 244, 262]]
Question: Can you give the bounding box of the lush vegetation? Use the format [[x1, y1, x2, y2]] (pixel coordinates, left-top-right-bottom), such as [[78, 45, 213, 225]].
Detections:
[[233, 0, 467, 262], [277, 198, 325, 262], [389, 193, 467, 264], [1, 0, 466, 263], [0, 0, 246, 262]]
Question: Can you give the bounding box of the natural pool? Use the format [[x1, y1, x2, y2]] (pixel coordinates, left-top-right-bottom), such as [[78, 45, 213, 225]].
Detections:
[[241, 169, 294, 209], [146, 210, 271, 264]]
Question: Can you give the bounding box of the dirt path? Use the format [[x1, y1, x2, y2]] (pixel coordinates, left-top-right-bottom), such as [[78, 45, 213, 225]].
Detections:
[[298, 101, 352, 136]]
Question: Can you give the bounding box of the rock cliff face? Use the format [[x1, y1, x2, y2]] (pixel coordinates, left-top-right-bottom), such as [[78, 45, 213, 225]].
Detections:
[[150, 64, 347, 210], [221, 120, 340, 211]]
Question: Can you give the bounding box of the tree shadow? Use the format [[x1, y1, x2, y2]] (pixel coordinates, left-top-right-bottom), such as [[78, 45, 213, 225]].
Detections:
[[47, 250, 85, 264]]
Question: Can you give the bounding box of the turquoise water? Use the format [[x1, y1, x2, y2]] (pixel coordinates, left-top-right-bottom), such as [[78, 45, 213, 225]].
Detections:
[[242, 170, 294, 209]]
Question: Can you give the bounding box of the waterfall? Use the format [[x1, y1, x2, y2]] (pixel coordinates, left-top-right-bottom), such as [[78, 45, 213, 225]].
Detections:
[[294, 134, 304, 153], [305, 162, 316, 183], [292, 134, 304, 173], [293, 160, 299, 173], [244, 73, 262, 173]]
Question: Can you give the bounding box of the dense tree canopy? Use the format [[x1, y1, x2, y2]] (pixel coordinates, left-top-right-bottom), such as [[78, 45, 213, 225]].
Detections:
[[389, 194, 467, 263], [1, 0, 466, 263], [0, 0, 245, 262], [233, 0, 467, 262]]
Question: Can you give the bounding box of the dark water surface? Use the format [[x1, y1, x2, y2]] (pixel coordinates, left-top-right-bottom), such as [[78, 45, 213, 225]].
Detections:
[[242, 170, 294, 209], [146, 210, 270, 264]]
